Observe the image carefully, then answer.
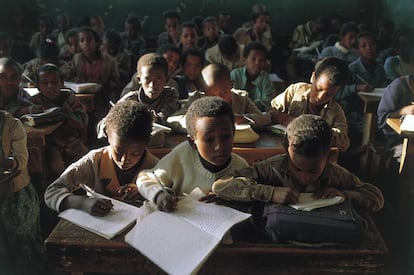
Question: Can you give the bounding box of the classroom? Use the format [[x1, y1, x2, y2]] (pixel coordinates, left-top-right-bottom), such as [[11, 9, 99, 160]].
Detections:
[[0, 0, 413, 274]]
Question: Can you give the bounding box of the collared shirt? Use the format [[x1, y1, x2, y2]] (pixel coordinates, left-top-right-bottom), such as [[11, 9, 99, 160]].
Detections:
[[212, 154, 384, 212], [271, 82, 350, 152], [205, 44, 245, 71], [319, 42, 358, 64]]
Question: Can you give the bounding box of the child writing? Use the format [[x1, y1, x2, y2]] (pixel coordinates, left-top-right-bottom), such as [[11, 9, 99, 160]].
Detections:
[[31, 63, 89, 177], [270, 57, 350, 152], [44, 100, 159, 216], [0, 110, 45, 275], [137, 96, 248, 212], [212, 114, 384, 212]]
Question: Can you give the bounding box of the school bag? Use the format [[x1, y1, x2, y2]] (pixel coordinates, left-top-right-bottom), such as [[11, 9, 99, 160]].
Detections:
[[20, 107, 65, 127], [263, 200, 367, 245]]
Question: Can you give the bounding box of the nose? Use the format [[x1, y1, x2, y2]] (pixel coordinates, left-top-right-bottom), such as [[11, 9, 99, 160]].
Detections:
[[120, 153, 129, 164]]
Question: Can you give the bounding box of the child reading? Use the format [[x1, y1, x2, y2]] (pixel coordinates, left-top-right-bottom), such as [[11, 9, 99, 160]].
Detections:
[[212, 114, 384, 212], [0, 110, 45, 275], [44, 100, 159, 216], [137, 97, 248, 212], [32, 63, 89, 177], [271, 57, 350, 152]]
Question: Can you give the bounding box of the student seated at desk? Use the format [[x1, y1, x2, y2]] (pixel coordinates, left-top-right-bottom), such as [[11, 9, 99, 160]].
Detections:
[[377, 73, 414, 161], [44, 101, 158, 216], [212, 114, 384, 215], [0, 110, 45, 275], [270, 57, 350, 152], [137, 97, 248, 212], [0, 57, 43, 117], [31, 63, 89, 178]]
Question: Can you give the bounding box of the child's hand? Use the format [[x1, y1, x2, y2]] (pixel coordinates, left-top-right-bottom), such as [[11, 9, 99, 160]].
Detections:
[[356, 84, 374, 92], [116, 184, 141, 202], [199, 192, 219, 203], [81, 197, 113, 217], [272, 187, 299, 204], [156, 191, 178, 212], [313, 187, 346, 199]]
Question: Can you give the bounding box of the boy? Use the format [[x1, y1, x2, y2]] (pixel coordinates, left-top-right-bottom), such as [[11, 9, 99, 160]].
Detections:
[[233, 11, 272, 51], [120, 14, 146, 59], [271, 57, 350, 152], [335, 32, 387, 148], [231, 42, 275, 111], [319, 22, 359, 64], [205, 34, 245, 71], [44, 100, 159, 216], [198, 16, 220, 50], [32, 63, 89, 177], [157, 9, 181, 48], [120, 53, 178, 124], [137, 97, 248, 212], [178, 22, 199, 52], [212, 114, 384, 212]]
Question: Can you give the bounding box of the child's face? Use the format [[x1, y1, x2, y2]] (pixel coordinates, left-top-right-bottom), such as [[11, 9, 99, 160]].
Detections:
[[39, 19, 51, 34], [37, 71, 62, 100], [203, 21, 219, 39], [125, 22, 138, 39], [101, 37, 117, 56], [183, 54, 203, 81], [0, 65, 20, 98], [138, 65, 167, 100], [79, 31, 97, 57], [58, 15, 71, 32], [340, 31, 357, 49], [68, 36, 80, 55], [162, 50, 180, 76], [165, 17, 179, 34], [107, 131, 146, 171], [180, 27, 198, 49], [191, 116, 234, 167], [310, 73, 340, 107], [287, 146, 328, 187], [218, 15, 231, 31], [245, 49, 266, 78], [252, 15, 268, 34], [358, 35, 377, 61], [203, 77, 233, 104]]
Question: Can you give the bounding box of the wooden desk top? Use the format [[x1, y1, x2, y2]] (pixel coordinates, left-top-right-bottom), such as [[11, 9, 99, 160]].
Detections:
[[358, 93, 381, 114], [45, 214, 387, 274], [386, 118, 414, 138]]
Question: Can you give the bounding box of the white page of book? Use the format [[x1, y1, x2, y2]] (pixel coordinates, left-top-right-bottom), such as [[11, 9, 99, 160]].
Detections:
[[289, 193, 344, 211], [58, 195, 145, 239], [124, 188, 251, 275], [401, 114, 414, 132]]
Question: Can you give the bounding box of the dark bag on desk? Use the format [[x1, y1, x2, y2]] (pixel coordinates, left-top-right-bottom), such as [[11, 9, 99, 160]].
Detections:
[[20, 107, 65, 127], [264, 200, 366, 244]]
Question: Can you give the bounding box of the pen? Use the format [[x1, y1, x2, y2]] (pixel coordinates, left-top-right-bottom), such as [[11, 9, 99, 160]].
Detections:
[[242, 115, 256, 124], [80, 183, 114, 210], [152, 171, 172, 198], [271, 167, 288, 187]]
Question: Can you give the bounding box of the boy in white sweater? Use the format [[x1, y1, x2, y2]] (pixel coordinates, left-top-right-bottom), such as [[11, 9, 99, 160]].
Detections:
[[137, 96, 248, 211]]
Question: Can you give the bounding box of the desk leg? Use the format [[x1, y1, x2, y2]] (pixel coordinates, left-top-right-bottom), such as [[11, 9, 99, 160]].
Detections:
[[360, 113, 374, 179]]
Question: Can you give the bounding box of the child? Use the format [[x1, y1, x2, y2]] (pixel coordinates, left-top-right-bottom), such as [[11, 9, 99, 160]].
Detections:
[[120, 14, 146, 60], [52, 14, 72, 49], [205, 34, 245, 71], [178, 22, 199, 52], [198, 16, 220, 50], [335, 32, 387, 149], [0, 57, 43, 117], [231, 42, 275, 111], [271, 57, 350, 152], [29, 15, 54, 53], [319, 22, 359, 64], [71, 27, 120, 105], [233, 11, 272, 51], [137, 96, 248, 212], [120, 53, 178, 124], [218, 11, 232, 34], [157, 9, 181, 48], [44, 100, 158, 215], [212, 114, 384, 212], [174, 48, 205, 99], [58, 28, 80, 62], [32, 63, 89, 177], [90, 15, 106, 38], [0, 110, 45, 275]]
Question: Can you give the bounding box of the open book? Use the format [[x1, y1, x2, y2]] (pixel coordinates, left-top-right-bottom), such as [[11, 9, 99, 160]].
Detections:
[[64, 81, 102, 94], [234, 124, 260, 143], [400, 114, 414, 132], [124, 188, 251, 275], [58, 192, 147, 239], [289, 193, 344, 211]]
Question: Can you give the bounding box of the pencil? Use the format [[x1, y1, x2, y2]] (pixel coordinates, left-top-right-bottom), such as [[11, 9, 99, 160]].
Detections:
[[242, 115, 256, 124], [152, 171, 171, 198], [271, 167, 288, 186]]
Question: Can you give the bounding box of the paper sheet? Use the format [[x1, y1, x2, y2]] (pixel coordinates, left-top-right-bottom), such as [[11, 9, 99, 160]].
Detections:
[[401, 114, 414, 132], [289, 193, 344, 211]]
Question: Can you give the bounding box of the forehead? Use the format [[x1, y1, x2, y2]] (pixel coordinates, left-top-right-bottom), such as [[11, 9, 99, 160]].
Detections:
[[204, 21, 217, 27], [181, 26, 197, 34], [315, 73, 334, 87], [165, 17, 179, 24], [247, 49, 266, 59], [185, 54, 202, 65], [358, 35, 375, 44], [194, 116, 233, 134], [288, 148, 326, 171], [108, 131, 146, 149], [79, 31, 94, 39], [163, 50, 180, 59], [38, 70, 60, 79], [138, 64, 164, 75]]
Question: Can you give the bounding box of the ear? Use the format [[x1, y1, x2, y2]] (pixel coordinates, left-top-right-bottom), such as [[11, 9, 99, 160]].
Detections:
[[310, 71, 316, 83], [186, 134, 197, 150]]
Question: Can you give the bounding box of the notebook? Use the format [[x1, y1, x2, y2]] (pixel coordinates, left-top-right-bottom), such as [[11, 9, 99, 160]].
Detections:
[[234, 124, 260, 143], [64, 81, 102, 94], [289, 193, 344, 211], [400, 114, 414, 132]]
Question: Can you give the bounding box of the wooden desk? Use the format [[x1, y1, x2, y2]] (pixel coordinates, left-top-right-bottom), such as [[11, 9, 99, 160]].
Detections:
[[45, 215, 387, 275], [386, 118, 414, 174], [75, 93, 95, 112], [358, 93, 381, 177]]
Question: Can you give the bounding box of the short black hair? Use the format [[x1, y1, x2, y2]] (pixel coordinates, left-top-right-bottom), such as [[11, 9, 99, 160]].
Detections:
[[181, 48, 204, 67], [243, 41, 268, 59], [157, 43, 181, 57], [249, 11, 269, 23], [125, 14, 141, 33], [35, 63, 62, 83], [179, 21, 199, 37], [0, 57, 22, 74], [202, 16, 217, 26], [356, 31, 375, 45], [163, 9, 180, 22], [136, 53, 168, 78], [218, 35, 238, 56], [103, 29, 123, 51], [201, 63, 230, 84], [65, 28, 79, 42], [186, 96, 234, 137], [285, 114, 332, 157], [339, 22, 359, 37], [105, 100, 153, 142], [314, 57, 349, 86]]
